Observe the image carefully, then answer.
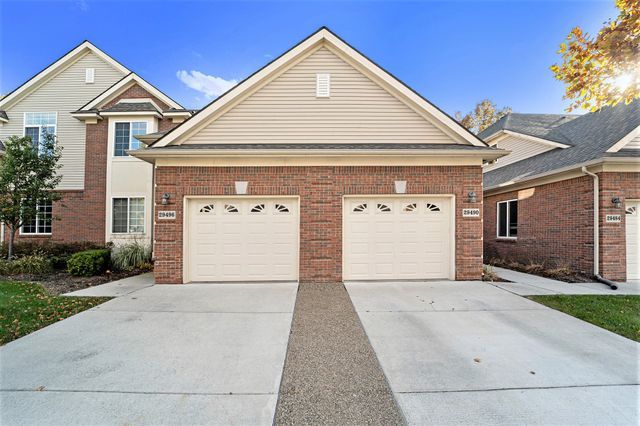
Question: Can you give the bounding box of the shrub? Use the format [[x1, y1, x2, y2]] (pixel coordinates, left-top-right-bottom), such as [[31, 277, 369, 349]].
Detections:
[[12, 253, 53, 275], [0, 252, 52, 276], [67, 249, 111, 277], [111, 241, 152, 271], [0, 241, 105, 269]]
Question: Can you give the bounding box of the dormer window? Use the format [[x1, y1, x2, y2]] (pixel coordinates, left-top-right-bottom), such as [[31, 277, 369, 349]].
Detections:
[[85, 68, 95, 84], [114, 121, 147, 156], [316, 73, 330, 97]]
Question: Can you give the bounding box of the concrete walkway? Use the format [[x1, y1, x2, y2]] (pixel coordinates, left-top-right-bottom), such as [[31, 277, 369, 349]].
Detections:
[[274, 282, 404, 425], [1, 283, 298, 425], [489, 266, 640, 295], [346, 281, 639, 425], [63, 273, 154, 297]]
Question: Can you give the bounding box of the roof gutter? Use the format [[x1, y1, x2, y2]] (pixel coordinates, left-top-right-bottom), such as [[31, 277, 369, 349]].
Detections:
[[129, 148, 509, 163], [581, 166, 618, 290]]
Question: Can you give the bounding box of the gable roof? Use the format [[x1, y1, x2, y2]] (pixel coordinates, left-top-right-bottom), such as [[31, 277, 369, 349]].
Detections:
[[484, 100, 640, 189], [75, 72, 183, 112], [479, 113, 579, 144], [0, 40, 129, 110], [150, 27, 487, 148]]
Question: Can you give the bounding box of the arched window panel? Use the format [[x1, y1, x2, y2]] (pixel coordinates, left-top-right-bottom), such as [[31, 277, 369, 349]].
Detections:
[[352, 203, 367, 213], [376, 203, 392, 213], [224, 204, 239, 214], [403, 203, 417, 213], [626, 206, 637, 216], [275, 203, 290, 214], [199, 204, 215, 214], [250, 204, 266, 213], [425, 203, 441, 212]]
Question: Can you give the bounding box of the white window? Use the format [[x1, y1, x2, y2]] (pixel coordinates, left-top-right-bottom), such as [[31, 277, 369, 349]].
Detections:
[[85, 68, 95, 83], [497, 200, 518, 238], [24, 112, 56, 153], [316, 73, 330, 97], [21, 200, 53, 235], [112, 197, 145, 233], [114, 122, 147, 156]]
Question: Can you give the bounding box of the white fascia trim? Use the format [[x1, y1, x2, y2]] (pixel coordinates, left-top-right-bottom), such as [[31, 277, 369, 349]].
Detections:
[[130, 148, 508, 160], [502, 130, 571, 149], [152, 28, 485, 148], [163, 111, 192, 117], [606, 124, 640, 152], [0, 117, 9, 124], [70, 111, 103, 121], [0, 41, 129, 110], [80, 73, 182, 111], [100, 111, 163, 118]]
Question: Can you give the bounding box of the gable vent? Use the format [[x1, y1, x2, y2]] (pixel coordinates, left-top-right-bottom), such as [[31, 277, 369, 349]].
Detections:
[[316, 73, 330, 97], [85, 68, 95, 84]]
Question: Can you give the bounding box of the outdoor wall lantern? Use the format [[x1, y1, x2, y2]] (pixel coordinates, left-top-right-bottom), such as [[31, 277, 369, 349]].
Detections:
[[235, 181, 249, 195], [612, 197, 622, 208], [394, 180, 407, 194], [161, 193, 171, 205], [468, 191, 477, 203]]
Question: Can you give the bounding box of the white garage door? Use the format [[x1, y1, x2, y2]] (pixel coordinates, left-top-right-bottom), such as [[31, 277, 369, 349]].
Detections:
[[626, 201, 639, 280], [186, 198, 298, 282], [343, 197, 453, 280]]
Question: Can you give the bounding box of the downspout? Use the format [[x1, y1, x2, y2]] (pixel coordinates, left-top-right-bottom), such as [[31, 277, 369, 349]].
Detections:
[[581, 167, 618, 290]]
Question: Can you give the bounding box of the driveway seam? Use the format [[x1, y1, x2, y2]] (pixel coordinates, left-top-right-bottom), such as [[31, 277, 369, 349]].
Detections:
[[0, 389, 276, 396], [396, 383, 640, 394]]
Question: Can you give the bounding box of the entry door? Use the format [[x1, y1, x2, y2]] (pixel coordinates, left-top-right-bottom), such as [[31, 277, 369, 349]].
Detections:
[[626, 201, 639, 280], [343, 197, 453, 280], [187, 198, 298, 282]]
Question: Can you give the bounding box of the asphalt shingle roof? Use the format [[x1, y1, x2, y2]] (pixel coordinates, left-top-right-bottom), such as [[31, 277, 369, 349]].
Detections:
[[479, 113, 579, 144], [484, 100, 640, 188], [101, 102, 159, 113]]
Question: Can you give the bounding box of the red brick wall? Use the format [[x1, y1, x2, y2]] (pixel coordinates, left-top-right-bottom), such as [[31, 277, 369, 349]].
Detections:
[[8, 84, 177, 245], [154, 165, 484, 284], [599, 172, 640, 281], [484, 172, 640, 281], [484, 176, 594, 274]]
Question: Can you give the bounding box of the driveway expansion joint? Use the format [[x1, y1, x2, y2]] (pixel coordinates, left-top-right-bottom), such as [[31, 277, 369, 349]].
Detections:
[[396, 383, 640, 394]]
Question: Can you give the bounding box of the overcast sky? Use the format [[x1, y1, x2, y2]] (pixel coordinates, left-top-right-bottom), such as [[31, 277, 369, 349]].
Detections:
[[1, 0, 618, 115]]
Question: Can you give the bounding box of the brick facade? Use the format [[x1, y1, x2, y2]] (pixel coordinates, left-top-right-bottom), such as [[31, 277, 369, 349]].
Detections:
[[7, 84, 176, 245], [484, 171, 640, 282], [153, 165, 484, 284]]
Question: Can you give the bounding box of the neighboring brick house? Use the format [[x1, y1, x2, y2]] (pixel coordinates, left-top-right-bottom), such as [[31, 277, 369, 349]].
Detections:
[[130, 28, 506, 284], [481, 103, 640, 283], [0, 41, 192, 246]]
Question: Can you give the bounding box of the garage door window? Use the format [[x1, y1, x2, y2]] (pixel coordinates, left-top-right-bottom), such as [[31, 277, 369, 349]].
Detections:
[[199, 204, 215, 214], [352, 203, 368, 213], [425, 203, 441, 212], [250, 204, 266, 214], [497, 200, 518, 238], [275, 203, 290, 214], [377, 203, 392, 213], [224, 204, 239, 214], [402, 203, 417, 213], [627, 206, 636, 216]]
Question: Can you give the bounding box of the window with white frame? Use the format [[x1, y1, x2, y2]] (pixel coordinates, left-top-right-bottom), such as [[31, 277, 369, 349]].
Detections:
[[21, 200, 53, 235], [497, 200, 518, 238], [112, 197, 145, 233], [24, 112, 56, 153], [114, 122, 147, 156]]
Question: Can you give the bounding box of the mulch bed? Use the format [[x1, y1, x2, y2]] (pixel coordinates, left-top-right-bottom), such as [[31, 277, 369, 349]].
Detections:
[[0, 269, 149, 296], [487, 259, 594, 283]]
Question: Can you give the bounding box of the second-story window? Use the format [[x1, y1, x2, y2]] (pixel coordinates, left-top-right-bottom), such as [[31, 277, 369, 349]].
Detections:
[[114, 122, 147, 156], [24, 112, 56, 153]]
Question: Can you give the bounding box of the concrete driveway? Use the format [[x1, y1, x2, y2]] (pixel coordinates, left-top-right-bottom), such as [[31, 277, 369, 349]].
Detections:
[[346, 281, 640, 425], [1, 282, 297, 425]]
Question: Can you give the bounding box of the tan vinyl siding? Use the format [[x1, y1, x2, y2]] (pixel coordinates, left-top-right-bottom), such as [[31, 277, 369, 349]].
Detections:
[[186, 47, 455, 145], [625, 133, 640, 149], [484, 135, 556, 172], [0, 52, 125, 189]]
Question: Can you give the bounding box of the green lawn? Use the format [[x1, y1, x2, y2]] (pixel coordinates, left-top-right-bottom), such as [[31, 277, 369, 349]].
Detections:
[[529, 295, 640, 342], [0, 281, 110, 345]]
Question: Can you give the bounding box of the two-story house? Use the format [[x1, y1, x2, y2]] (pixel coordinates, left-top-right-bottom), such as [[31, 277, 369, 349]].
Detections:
[[0, 41, 192, 246], [481, 103, 640, 283]]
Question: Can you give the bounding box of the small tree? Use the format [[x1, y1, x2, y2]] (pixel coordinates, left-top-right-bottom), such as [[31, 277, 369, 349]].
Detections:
[[456, 99, 512, 134], [551, 0, 640, 111], [0, 134, 62, 259]]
